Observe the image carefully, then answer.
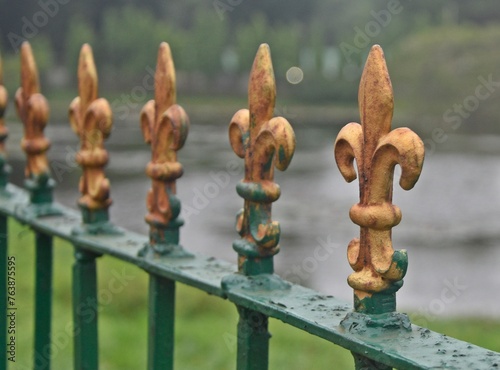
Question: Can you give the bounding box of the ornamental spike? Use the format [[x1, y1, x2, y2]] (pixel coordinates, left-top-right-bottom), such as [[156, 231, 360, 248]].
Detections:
[[228, 44, 296, 276], [0, 50, 10, 189], [16, 42, 50, 180], [139, 42, 190, 257], [334, 45, 425, 314], [69, 44, 114, 229]]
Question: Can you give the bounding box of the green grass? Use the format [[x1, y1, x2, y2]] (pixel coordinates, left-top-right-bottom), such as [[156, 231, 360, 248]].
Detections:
[[7, 220, 500, 370]]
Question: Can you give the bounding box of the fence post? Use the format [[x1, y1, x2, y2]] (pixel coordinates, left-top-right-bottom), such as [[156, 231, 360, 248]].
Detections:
[[139, 42, 190, 370], [224, 44, 296, 370], [68, 43, 118, 369], [16, 42, 62, 370], [334, 45, 425, 369]]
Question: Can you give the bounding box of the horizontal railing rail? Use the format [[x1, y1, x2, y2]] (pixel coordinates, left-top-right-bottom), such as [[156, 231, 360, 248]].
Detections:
[[0, 40, 499, 370]]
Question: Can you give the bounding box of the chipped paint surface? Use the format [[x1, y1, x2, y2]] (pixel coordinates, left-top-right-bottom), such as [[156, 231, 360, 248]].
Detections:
[[229, 44, 296, 275], [334, 45, 425, 314], [69, 44, 113, 222], [139, 43, 190, 256], [0, 52, 9, 188]]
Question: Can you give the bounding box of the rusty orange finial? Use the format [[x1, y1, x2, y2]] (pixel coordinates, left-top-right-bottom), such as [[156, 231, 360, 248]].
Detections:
[[69, 44, 113, 223], [140, 42, 189, 256], [15, 42, 51, 181], [228, 44, 295, 276], [334, 45, 425, 314]]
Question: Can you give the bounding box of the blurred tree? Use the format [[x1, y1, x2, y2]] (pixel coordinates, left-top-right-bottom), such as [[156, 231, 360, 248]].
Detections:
[[392, 24, 500, 133], [65, 17, 97, 83], [267, 23, 301, 78], [179, 8, 227, 75], [226, 0, 315, 25], [100, 6, 178, 84], [235, 14, 270, 73]]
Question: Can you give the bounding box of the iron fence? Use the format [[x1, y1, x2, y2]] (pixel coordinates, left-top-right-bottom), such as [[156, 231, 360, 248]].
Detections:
[[0, 40, 499, 369]]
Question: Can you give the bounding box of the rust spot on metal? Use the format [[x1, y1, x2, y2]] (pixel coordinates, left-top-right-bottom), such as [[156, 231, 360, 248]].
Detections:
[[68, 44, 113, 211], [334, 45, 425, 299], [15, 42, 50, 179]]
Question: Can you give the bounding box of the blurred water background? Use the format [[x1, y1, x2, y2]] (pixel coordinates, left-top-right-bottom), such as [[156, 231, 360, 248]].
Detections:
[[2, 1, 500, 318]]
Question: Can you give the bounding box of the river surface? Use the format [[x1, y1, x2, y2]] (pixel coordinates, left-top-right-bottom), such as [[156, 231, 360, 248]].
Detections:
[[5, 116, 500, 318]]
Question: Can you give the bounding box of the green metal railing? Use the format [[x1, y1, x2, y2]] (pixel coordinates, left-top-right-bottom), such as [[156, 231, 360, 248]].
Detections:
[[1, 40, 499, 370]]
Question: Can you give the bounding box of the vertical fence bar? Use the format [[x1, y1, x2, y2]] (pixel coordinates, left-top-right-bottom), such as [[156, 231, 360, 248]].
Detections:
[[34, 232, 53, 370], [73, 248, 99, 370], [334, 45, 425, 369], [139, 43, 190, 368], [68, 44, 118, 370], [15, 42, 62, 369], [224, 44, 296, 370], [0, 216, 7, 369], [236, 307, 270, 370], [148, 275, 175, 370]]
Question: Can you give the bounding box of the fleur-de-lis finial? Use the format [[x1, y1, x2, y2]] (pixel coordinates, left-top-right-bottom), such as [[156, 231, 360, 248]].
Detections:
[[228, 44, 295, 276], [15, 42, 58, 209], [139, 42, 189, 257], [0, 51, 11, 189], [69, 44, 113, 228], [334, 45, 425, 314]]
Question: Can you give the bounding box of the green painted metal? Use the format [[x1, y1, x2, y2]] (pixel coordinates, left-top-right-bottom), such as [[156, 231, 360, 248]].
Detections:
[[148, 275, 175, 370], [0, 215, 6, 369], [236, 306, 270, 370], [1, 184, 500, 369], [21, 175, 61, 218], [139, 211, 191, 258], [73, 247, 100, 370], [73, 206, 121, 236], [34, 232, 53, 370]]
